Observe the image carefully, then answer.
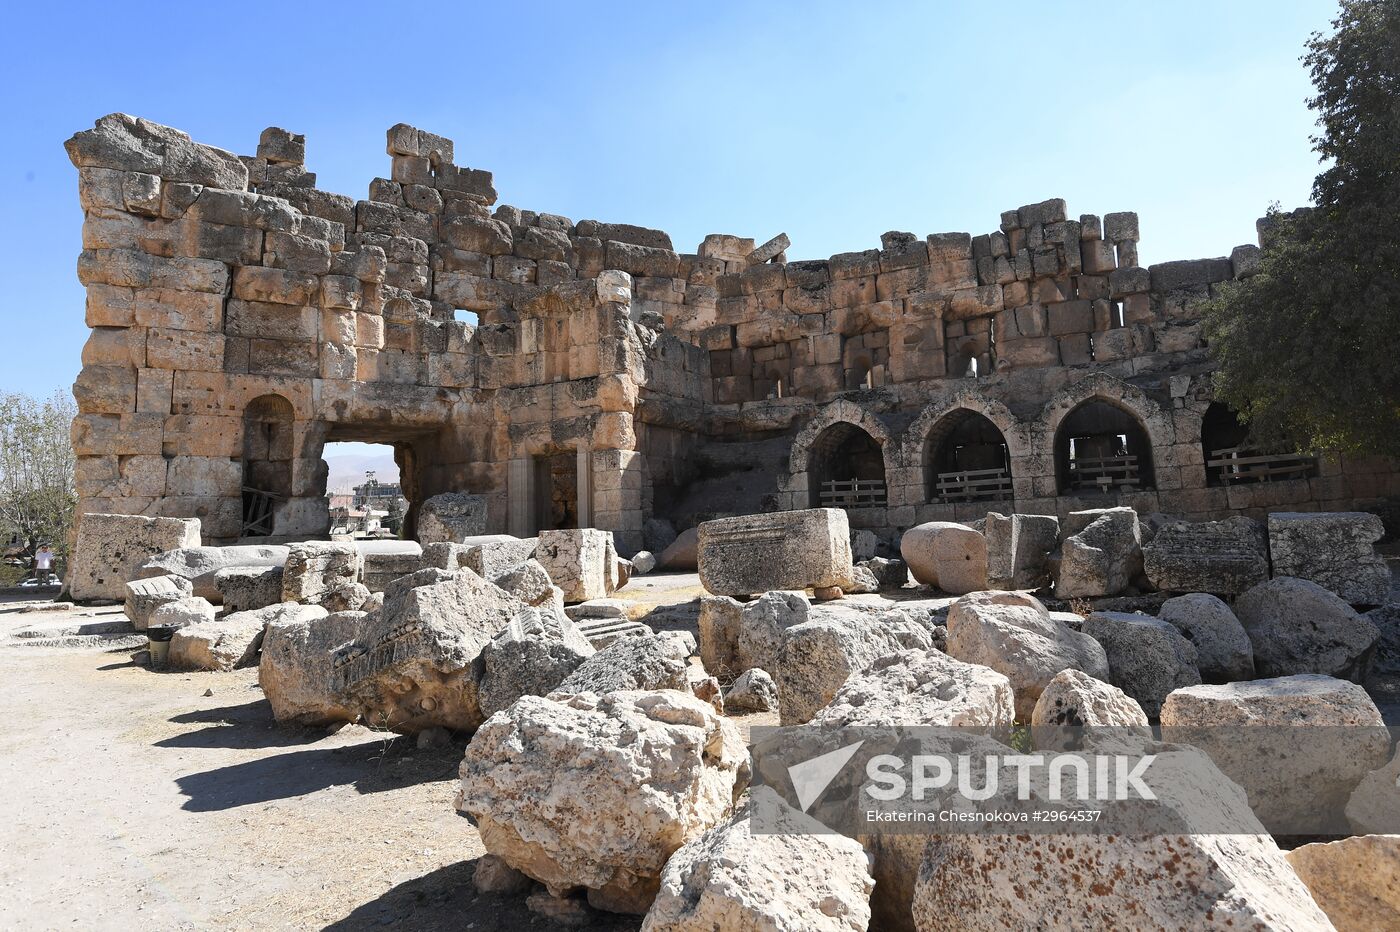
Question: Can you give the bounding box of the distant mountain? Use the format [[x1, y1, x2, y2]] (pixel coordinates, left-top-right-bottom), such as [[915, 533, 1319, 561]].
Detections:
[[324, 449, 399, 494]]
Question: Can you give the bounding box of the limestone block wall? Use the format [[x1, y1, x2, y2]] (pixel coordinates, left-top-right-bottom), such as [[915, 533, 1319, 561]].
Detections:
[[65, 114, 1398, 551]]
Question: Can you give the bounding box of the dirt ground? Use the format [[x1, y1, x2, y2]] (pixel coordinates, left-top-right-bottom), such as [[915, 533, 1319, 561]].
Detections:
[[0, 582, 729, 931]]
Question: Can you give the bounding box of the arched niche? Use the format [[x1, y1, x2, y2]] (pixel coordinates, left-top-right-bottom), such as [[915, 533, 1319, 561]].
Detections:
[[1054, 398, 1155, 493], [807, 421, 887, 509], [1201, 402, 1317, 485], [924, 409, 1013, 502]]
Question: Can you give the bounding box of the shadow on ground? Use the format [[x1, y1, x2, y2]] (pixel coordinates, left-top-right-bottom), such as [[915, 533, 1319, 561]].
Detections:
[[156, 699, 330, 750], [172, 711, 465, 811], [322, 860, 643, 931]]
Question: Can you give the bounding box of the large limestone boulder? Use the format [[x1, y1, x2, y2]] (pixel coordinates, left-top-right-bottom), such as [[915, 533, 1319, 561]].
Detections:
[[899, 522, 987, 594], [148, 596, 215, 630], [457, 690, 748, 914], [537, 528, 614, 603], [775, 609, 930, 725], [489, 559, 562, 611], [1030, 667, 1149, 728], [282, 541, 364, 609], [723, 668, 778, 714], [476, 607, 595, 719], [168, 610, 269, 671], [698, 595, 743, 675], [698, 509, 855, 597], [1161, 675, 1390, 833], [984, 512, 1059, 590], [214, 566, 284, 614], [551, 635, 689, 697], [737, 590, 810, 674], [331, 569, 524, 733], [913, 783, 1333, 930], [945, 591, 1110, 720], [123, 574, 193, 630], [416, 492, 488, 544], [1234, 577, 1380, 681], [1142, 516, 1269, 595], [1347, 748, 1400, 834], [256, 605, 352, 725], [1286, 835, 1400, 932], [1055, 506, 1142, 598], [641, 786, 873, 932], [136, 545, 288, 602], [1158, 593, 1255, 683], [1268, 511, 1391, 605], [71, 513, 200, 601], [1082, 612, 1201, 718], [812, 649, 1015, 728]]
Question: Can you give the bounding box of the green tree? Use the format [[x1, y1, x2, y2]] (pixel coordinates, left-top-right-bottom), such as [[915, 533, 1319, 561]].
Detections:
[[1202, 0, 1400, 457], [0, 391, 77, 557]]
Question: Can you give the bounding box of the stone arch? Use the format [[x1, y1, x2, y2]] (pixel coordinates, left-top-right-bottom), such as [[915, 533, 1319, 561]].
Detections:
[[1041, 375, 1168, 493], [789, 401, 895, 510], [241, 393, 295, 536], [921, 409, 1015, 503]]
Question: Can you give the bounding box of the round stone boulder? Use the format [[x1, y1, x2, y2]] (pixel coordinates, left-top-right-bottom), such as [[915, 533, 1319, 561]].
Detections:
[[1157, 593, 1254, 683], [1234, 577, 1380, 682], [1081, 612, 1201, 719], [900, 522, 987, 595]]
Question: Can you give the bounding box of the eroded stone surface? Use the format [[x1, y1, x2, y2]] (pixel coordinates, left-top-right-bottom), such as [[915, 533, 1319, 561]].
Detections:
[[1286, 834, 1400, 932], [1158, 593, 1254, 683], [945, 591, 1109, 720], [1055, 507, 1142, 599], [417, 492, 488, 544], [477, 607, 594, 719], [123, 573, 192, 630], [457, 690, 748, 914], [1143, 517, 1269, 595], [1234, 577, 1380, 682], [1268, 511, 1390, 605], [698, 509, 854, 597], [641, 786, 873, 932], [72, 513, 200, 601], [1082, 611, 1201, 718]]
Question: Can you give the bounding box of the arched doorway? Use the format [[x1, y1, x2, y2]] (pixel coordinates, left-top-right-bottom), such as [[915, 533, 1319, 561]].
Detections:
[[807, 422, 887, 509], [241, 394, 295, 536], [924, 409, 1012, 502], [1201, 402, 1317, 485], [1055, 399, 1155, 493]]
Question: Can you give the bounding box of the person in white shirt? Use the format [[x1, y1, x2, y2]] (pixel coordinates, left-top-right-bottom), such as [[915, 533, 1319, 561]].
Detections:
[[33, 545, 55, 585]]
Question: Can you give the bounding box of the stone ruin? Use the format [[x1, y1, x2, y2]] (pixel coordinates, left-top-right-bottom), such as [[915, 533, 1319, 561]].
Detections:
[[63, 114, 1400, 559], [51, 112, 1400, 931]]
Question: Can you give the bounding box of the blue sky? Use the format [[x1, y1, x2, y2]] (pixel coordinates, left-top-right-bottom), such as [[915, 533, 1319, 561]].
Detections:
[[0, 0, 1335, 398]]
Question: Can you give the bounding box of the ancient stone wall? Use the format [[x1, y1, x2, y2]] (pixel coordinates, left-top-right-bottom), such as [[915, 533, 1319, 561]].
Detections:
[[66, 114, 1399, 552]]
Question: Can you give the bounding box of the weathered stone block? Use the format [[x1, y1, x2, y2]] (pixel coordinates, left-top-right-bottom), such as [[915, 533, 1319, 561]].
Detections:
[[537, 528, 615, 603], [71, 513, 201, 602], [416, 492, 488, 544], [1267, 512, 1390, 604], [698, 509, 855, 597], [1142, 516, 1269, 595]]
